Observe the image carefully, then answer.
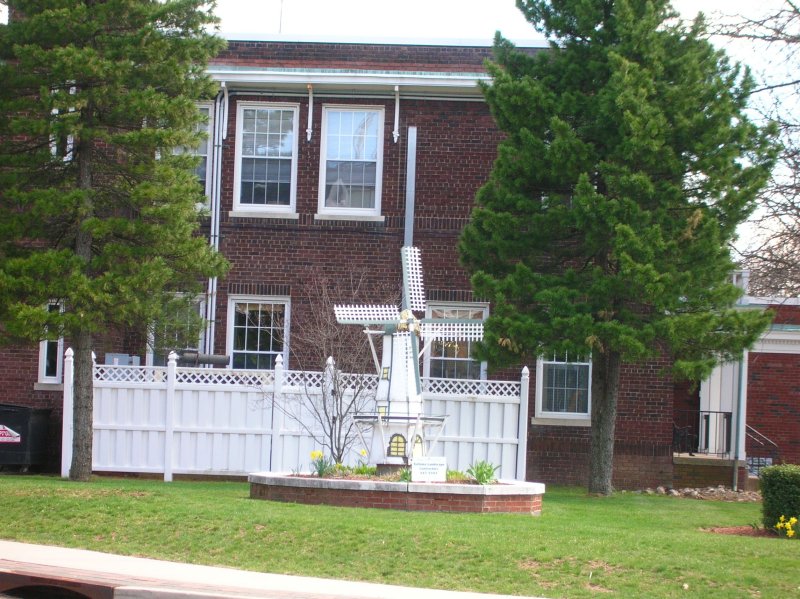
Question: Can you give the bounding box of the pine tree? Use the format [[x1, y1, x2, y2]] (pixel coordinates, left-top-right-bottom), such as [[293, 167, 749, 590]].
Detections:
[[460, 0, 777, 494], [0, 0, 228, 481]]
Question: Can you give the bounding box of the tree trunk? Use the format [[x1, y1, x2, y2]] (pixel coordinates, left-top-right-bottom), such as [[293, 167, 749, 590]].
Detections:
[[588, 349, 622, 495], [69, 108, 94, 482], [69, 329, 94, 481]]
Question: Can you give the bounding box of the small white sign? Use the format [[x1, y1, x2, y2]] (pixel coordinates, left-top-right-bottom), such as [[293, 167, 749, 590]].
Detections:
[[411, 456, 447, 482], [0, 425, 21, 444]]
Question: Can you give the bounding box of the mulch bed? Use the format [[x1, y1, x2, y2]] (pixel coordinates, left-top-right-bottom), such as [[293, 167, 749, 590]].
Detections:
[[705, 526, 776, 538]]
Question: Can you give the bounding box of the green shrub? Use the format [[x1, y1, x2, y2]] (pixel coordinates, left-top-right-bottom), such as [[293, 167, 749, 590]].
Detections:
[[761, 464, 800, 530]]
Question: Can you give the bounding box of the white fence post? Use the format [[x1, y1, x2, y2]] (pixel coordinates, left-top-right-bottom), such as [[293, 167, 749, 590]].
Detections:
[[164, 352, 177, 482], [516, 366, 530, 481], [271, 355, 284, 472], [61, 348, 74, 478]]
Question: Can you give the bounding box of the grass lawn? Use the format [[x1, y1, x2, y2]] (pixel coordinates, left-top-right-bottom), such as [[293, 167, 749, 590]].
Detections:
[[0, 475, 795, 598]]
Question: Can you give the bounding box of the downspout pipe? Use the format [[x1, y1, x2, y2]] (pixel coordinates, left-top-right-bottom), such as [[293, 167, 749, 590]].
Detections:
[[204, 83, 226, 355], [733, 353, 746, 491], [403, 126, 417, 247]]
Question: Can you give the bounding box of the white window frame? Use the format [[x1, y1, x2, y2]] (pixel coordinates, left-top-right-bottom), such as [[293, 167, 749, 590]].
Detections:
[[193, 103, 213, 208], [50, 85, 76, 161], [317, 104, 384, 219], [38, 301, 64, 384], [145, 295, 207, 367], [533, 355, 592, 425], [422, 303, 488, 380], [226, 295, 290, 370], [232, 102, 300, 217]]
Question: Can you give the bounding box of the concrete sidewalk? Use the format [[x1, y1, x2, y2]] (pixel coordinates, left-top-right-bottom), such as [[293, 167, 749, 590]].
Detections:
[[0, 540, 545, 599]]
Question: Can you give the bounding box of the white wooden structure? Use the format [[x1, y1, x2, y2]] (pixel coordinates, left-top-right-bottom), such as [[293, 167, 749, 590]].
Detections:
[[61, 350, 530, 481], [334, 246, 484, 464]]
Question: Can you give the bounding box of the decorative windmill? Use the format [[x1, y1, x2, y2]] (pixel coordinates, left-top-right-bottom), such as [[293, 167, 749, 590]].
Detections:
[[334, 246, 484, 465]]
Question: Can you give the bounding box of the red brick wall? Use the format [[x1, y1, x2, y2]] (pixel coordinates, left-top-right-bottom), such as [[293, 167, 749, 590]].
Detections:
[[766, 303, 800, 326], [213, 40, 541, 72], [673, 460, 748, 488], [747, 351, 800, 465]]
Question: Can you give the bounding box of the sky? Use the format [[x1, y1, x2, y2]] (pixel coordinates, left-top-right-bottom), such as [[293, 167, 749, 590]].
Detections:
[[214, 1, 783, 49]]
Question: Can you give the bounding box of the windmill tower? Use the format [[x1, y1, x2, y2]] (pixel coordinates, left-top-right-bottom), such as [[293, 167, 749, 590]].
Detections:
[[334, 246, 483, 465]]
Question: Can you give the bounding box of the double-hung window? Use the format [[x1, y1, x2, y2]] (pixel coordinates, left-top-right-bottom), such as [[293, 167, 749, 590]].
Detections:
[[194, 104, 212, 197], [423, 304, 488, 380], [227, 297, 290, 370], [38, 302, 64, 384], [147, 297, 206, 367], [535, 354, 592, 423], [234, 102, 299, 215], [318, 105, 384, 217], [174, 103, 213, 209]]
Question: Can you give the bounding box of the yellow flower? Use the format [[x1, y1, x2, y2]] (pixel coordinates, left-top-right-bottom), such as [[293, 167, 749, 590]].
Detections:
[[789, 517, 798, 526], [787, 528, 796, 538], [360, 449, 368, 457], [779, 515, 786, 523], [776, 522, 785, 530], [310, 450, 323, 460]]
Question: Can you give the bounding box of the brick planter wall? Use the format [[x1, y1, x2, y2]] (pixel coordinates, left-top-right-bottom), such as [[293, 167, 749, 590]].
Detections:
[[249, 474, 544, 515]]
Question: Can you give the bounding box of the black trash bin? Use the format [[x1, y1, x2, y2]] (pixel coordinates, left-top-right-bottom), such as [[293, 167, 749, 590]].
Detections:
[[0, 404, 51, 471]]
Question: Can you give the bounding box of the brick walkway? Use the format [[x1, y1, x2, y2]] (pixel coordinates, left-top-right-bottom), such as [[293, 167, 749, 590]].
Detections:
[[0, 541, 545, 599]]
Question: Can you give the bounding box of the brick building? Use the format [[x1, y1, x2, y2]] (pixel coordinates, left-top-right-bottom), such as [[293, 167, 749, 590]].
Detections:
[[3, 36, 793, 488]]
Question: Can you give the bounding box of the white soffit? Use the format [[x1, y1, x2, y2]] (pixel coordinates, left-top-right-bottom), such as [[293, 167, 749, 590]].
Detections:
[[207, 65, 490, 97]]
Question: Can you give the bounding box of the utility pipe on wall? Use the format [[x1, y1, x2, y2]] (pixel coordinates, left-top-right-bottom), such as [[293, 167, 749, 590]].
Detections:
[[404, 126, 418, 247]]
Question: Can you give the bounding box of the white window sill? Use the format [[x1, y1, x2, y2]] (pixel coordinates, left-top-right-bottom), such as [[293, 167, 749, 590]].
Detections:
[[229, 211, 299, 220], [314, 213, 385, 223], [34, 382, 63, 391], [531, 416, 591, 427]]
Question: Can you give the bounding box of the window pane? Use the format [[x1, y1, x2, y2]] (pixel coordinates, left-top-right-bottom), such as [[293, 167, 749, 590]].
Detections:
[[231, 301, 286, 370], [45, 340, 59, 378], [425, 306, 484, 380], [323, 109, 381, 211], [542, 362, 590, 414], [239, 106, 295, 208]]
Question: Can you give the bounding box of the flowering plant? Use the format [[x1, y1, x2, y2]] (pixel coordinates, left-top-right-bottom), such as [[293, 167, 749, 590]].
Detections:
[[310, 450, 335, 477], [774, 515, 797, 538]]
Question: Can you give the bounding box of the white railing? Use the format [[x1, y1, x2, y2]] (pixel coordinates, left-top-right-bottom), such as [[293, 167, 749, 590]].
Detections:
[[62, 350, 529, 482]]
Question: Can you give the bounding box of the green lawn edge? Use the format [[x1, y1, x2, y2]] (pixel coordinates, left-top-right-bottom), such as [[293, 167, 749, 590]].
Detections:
[[1, 475, 794, 598]]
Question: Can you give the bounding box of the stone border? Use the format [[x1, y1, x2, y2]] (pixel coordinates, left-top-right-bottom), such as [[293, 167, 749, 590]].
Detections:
[[248, 473, 545, 515]]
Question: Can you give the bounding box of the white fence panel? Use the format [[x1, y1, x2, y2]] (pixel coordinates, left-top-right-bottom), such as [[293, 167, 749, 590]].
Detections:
[[93, 384, 167, 474], [424, 388, 524, 480], [63, 351, 529, 481]]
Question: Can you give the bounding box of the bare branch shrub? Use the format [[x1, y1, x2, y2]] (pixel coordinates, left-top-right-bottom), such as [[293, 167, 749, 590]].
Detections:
[[268, 266, 399, 463]]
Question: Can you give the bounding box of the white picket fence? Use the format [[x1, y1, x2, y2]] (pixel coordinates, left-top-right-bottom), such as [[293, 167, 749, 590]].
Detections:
[[61, 350, 529, 481]]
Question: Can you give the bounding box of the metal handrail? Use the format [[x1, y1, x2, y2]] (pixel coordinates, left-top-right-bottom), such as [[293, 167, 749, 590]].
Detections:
[[673, 410, 732, 457], [745, 424, 780, 476], [746, 424, 779, 452]]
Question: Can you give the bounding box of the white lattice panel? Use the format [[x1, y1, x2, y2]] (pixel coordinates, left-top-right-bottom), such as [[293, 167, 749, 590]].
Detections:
[[284, 370, 323, 388], [94, 365, 164, 383], [422, 377, 520, 399], [420, 321, 484, 341], [334, 304, 400, 324], [401, 246, 426, 311], [176, 368, 273, 387]]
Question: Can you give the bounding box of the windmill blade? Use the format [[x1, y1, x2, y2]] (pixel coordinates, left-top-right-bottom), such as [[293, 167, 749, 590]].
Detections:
[[401, 246, 426, 312], [334, 304, 400, 325], [419, 319, 484, 341]]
